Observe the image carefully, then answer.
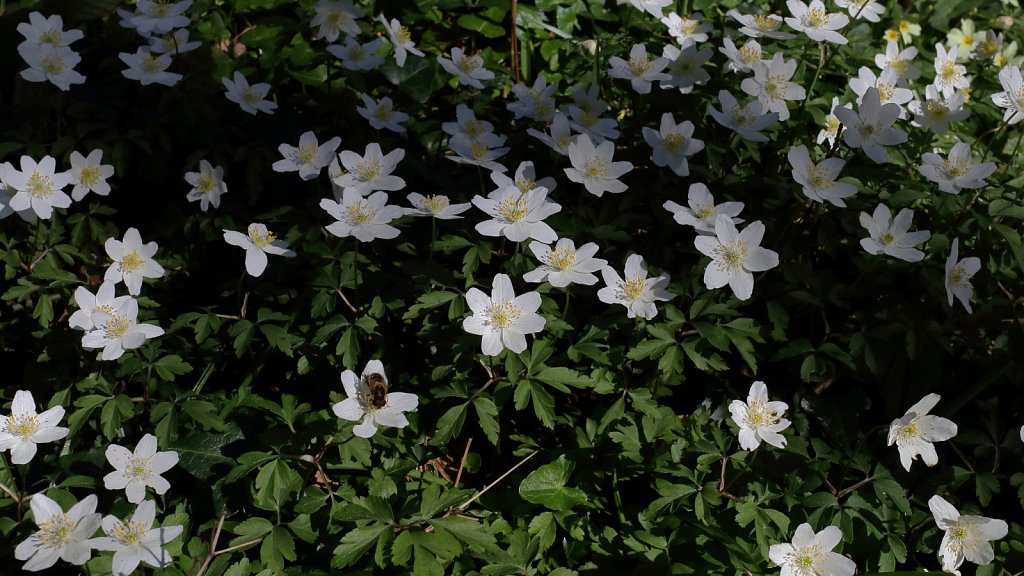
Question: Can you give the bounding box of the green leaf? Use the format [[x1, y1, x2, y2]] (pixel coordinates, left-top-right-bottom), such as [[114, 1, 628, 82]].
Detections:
[[457, 14, 505, 38], [260, 526, 296, 570], [534, 367, 590, 389], [153, 354, 193, 381], [182, 399, 227, 431], [333, 524, 390, 568], [519, 456, 588, 511], [473, 397, 500, 445], [430, 517, 500, 553], [433, 402, 468, 445]]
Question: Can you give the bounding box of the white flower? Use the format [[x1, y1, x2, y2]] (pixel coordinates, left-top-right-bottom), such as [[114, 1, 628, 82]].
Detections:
[[356, 94, 408, 132], [438, 47, 494, 89], [472, 187, 561, 243], [933, 44, 970, 98], [69, 282, 132, 331], [119, 48, 182, 86], [524, 239, 607, 288], [564, 134, 633, 197], [5, 155, 72, 219], [224, 223, 296, 277], [15, 494, 100, 572], [463, 273, 545, 356], [719, 37, 765, 74], [380, 13, 423, 67], [321, 189, 403, 242], [785, 0, 849, 45], [991, 64, 1024, 125], [708, 90, 778, 142], [695, 215, 778, 301], [643, 113, 704, 177], [664, 182, 744, 234], [858, 204, 930, 262], [729, 381, 790, 450], [659, 42, 712, 94], [661, 12, 711, 44], [945, 238, 981, 313], [333, 142, 405, 195], [147, 28, 201, 54], [127, 0, 192, 37], [608, 44, 670, 95], [68, 149, 114, 201], [326, 37, 384, 71], [90, 500, 184, 576], [726, 10, 795, 40], [928, 495, 1007, 575], [817, 96, 842, 147], [17, 12, 84, 49], [835, 0, 884, 22], [332, 360, 418, 438], [311, 0, 364, 42], [507, 76, 558, 122], [272, 131, 341, 181], [597, 254, 674, 319], [446, 139, 509, 172], [918, 142, 996, 194], [405, 193, 471, 219], [81, 298, 164, 360], [222, 71, 277, 115], [490, 161, 557, 197], [19, 44, 86, 91], [442, 104, 504, 148], [788, 145, 857, 207], [103, 433, 179, 503], [849, 66, 912, 117], [910, 86, 969, 135], [887, 394, 957, 471], [565, 83, 620, 142], [184, 159, 227, 211], [527, 112, 574, 156], [768, 523, 856, 576], [628, 0, 672, 17], [741, 52, 805, 121], [104, 227, 164, 295], [874, 40, 920, 82], [832, 87, 907, 164], [0, 390, 68, 465]]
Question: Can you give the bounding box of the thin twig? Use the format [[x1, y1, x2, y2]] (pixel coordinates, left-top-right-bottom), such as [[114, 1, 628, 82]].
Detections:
[[510, 0, 520, 84], [453, 450, 538, 513], [836, 476, 875, 499], [0, 481, 19, 502], [335, 288, 358, 315], [454, 438, 473, 488], [190, 508, 228, 576]]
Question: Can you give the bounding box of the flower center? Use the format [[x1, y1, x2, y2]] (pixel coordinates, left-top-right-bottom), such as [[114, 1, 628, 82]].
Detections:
[[197, 175, 216, 194], [899, 21, 911, 32], [825, 115, 840, 136], [628, 54, 652, 76], [27, 172, 54, 198], [548, 246, 576, 270], [395, 26, 412, 44], [694, 203, 716, 223], [739, 45, 761, 65], [326, 10, 351, 30], [419, 195, 450, 213], [764, 75, 787, 99], [888, 57, 909, 74], [944, 157, 969, 179], [295, 143, 318, 164], [41, 52, 67, 75], [498, 194, 529, 222], [353, 159, 381, 182], [879, 231, 895, 245], [349, 44, 365, 59], [242, 89, 263, 106], [119, 252, 144, 272], [926, 99, 949, 118], [457, 55, 480, 73], [715, 240, 748, 271], [485, 301, 520, 328], [902, 422, 919, 437], [142, 54, 163, 74], [104, 314, 132, 339], [248, 227, 277, 247], [977, 40, 998, 59], [464, 119, 485, 138], [149, 3, 172, 18], [732, 107, 755, 127], [877, 82, 896, 102], [680, 19, 699, 34], [346, 200, 376, 224], [621, 274, 646, 300], [806, 165, 831, 188], [469, 142, 490, 161], [39, 29, 63, 46], [374, 101, 394, 121], [79, 165, 100, 186], [858, 120, 878, 138], [111, 519, 148, 546], [663, 133, 686, 153], [6, 412, 41, 438], [806, 7, 830, 28], [583, 157, 609, 179], [939, 61, 961, 83], [95, 303, 116, 315], [126, 457, 154, 480], [753, 15, 780, 32], [961, 35, 974, 47], [35, 514, 77, 549], [515, 177, 536, 194]]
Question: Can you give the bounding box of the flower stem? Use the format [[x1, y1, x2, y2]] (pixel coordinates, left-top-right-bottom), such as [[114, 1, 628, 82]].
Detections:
[[802, 42, 833, 109], [562, 290, 571, 318]]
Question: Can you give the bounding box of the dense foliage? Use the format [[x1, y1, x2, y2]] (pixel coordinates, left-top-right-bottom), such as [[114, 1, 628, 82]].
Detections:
[[1, 0, 1023, 575]]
